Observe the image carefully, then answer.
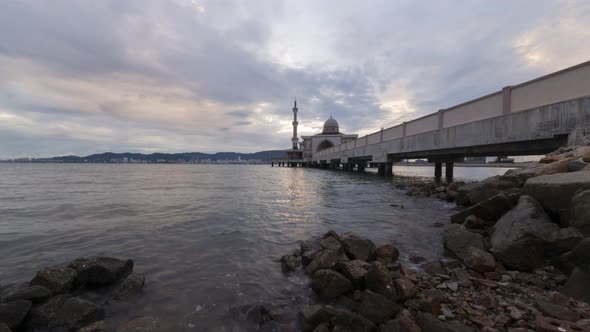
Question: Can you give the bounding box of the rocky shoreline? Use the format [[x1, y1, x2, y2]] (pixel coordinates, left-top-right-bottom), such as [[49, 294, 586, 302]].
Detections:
[[273, 142, 590, 331], [0, 257, 148, 332]]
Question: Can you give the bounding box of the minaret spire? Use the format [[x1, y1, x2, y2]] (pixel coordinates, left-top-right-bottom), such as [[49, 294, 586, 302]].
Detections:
[[292, 99, 299, 150]]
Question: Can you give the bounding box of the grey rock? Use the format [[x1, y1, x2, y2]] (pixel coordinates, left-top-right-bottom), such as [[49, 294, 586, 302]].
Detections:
[[450, 193, 515, 224], [25, 294, 72, 329], [394, 277, 417, 301], [536, 298, 580, 322], [312, 323, 330, 332], [340, 233, 376, 261], [115, 316, 162, 332], [568, 158, 588, 172], [441, 224, 484, 260], [332, 309, 377, 332], [416, 312, 474, 332], [570, 238, 590, 271], [69, 257, 133, 285], [336, 260, 368, 288], [562, 268, 590, 304], [299, 305, 337, 332], [0, 300, 31, 330], [455, 176, 520, 206], [311, 269, 352, 300], [3, 285, 52, 303], [280, 252, 301, 273], [572, 189, 590, 236], [50, 297, 104, 330], [365, 263, 397, 301], [375, 244, 399, 264], [79, 320, 106, 332], [358, 290, 400, 324], [305, 248, 348, 274], [490, 195, 565, 271], [0, 322, 11, 332], [114, 273, 145, 301], [30, 266, 78, 294], [523, 171, 590, 222], [321, 236, 342, 251], [462, 247, 496, 273]]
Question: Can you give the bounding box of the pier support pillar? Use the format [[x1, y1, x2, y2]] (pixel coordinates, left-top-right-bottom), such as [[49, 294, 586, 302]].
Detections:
[[271, 162, 274, 167], [445, 161, 454, 182], [378, 163, 393, 177], [357, 163, 366, 173], [434, 162, 442, 179]]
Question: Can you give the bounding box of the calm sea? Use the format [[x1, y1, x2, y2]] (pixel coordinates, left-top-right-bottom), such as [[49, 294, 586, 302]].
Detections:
[[0, 164, 511, 330]]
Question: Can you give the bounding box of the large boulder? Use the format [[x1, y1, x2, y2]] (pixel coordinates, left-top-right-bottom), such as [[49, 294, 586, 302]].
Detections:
[[311, 269, 352, 300], [332, 309, 376, 332], [69, 257, 133, 285], [299, 305, 337, 332], [280, 252, 301, 273], [335, 260, 368, 288], [358, 290, 400, 324], [462, 247, 496, 273], [523, 172, 590, 222], [573, 145, 590, 162], [375, 244, 399, 264], [25, 294, 72, 329], [570, 238, 590, 271], [50, 297, 105, 330], [490, 195, 582, 271], [0, 300, 32, 330], [113, 273, 145, 301], [339, 233, 376, 261], [0, 322, 10, 332], [3, 285, 52, 303], [456, 176, 520, 206], [450, 193, 515, 224], [305, 248, 348, 274], [115, 316, 163, 332], [562, 268, 590, 304], [505, 158, 574, 184], [30, 267, 78, 294], [365, 263, 397, 301], [571, 190, 590, 236], [442, 224, 484, 260]]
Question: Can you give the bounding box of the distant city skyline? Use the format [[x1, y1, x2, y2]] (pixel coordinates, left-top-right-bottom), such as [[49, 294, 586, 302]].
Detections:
[[1, 0, 589, 158]]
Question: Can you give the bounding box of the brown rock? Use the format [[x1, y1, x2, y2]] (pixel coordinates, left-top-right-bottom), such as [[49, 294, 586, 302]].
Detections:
[[305, 248, 348, 274], [365, 263, 397, 301], [311, 269, 352, 300], [462, 247, 496, 273], [336, 260, 368, 288], [340, 233, 377, 261], [116, 316, 162, 332], [535, 298, 580, 322], [536, 315, 586, 332], [376, 244, 400, 264], [358, 290, 401, 324], [464, 214, 486, 229]]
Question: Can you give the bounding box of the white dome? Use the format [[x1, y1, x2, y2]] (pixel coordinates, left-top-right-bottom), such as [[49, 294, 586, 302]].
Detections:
[[322, 116, 339, 134]]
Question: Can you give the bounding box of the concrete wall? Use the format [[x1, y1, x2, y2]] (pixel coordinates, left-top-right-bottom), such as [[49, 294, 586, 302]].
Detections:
[[383, 125, 403, 140], [511, 63, 590, 112], [442, 92, 503, 127], [406, 113, 439, 136]]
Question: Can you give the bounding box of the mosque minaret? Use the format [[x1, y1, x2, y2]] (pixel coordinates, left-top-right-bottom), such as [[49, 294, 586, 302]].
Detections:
[[292, 100, 299, 150]]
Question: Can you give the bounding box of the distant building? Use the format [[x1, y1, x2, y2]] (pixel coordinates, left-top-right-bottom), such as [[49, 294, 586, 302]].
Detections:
[[284, 100, 358, 162]]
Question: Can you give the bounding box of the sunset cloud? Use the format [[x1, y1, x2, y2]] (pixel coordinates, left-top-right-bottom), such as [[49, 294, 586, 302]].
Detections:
[[0, 0, 589, 158]]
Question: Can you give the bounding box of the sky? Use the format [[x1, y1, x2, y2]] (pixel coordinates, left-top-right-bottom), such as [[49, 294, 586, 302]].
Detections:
[[0, 0, 589, 158]]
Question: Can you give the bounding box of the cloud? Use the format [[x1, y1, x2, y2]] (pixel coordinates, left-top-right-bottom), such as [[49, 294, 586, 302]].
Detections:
[[0, 0, 588, 158]]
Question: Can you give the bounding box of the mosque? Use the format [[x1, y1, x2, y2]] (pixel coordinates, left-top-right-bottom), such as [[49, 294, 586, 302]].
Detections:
[[285, 100, 358, 163]]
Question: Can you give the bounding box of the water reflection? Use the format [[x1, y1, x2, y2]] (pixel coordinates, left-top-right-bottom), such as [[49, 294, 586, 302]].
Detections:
[[0, 164, 467, 330]]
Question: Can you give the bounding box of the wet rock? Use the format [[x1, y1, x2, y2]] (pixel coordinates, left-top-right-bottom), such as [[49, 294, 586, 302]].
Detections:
[[0, 300, 31, 330], [299, 305, 337, 332], [25, 294, 72, 329], [30, 266, 78, 294], [365, 263, 397, 301], [280, 252, 302, 273], [69, 257, 134, 285], [311, 269, 352, 300], [536, 298, 580, 322], [562, 268, 590, 304], [394, 277, 417, 301], [113, 273, 145, 301], [50, 297, 105, 330], [568, 158, 588, 172], [358, 290, 401, 324], [416, 292, 442, 316], [3, 284, 52, 303], [450, 193, 515, 224], [462, 247, 496, 273], [340, 233, 376, 261], [300, 239, 322, 266], [376, 244, 400, 264], [490, 196, 561, 271], [422, 261, 446, 275], [305, 248, 348, 274], [523, 172, 590, 222], [321, 236, 343, 251], [535, 315, 586, 332], [442, 224, 484, 260], [116, 316, 162, 332], [336, 260, 368, 288], [463, 214, 486, 229], [332, 309, 377, 332], [79, 320, 106, 332], [0, 322, 10, 332], [572, 189, 590, 236]]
